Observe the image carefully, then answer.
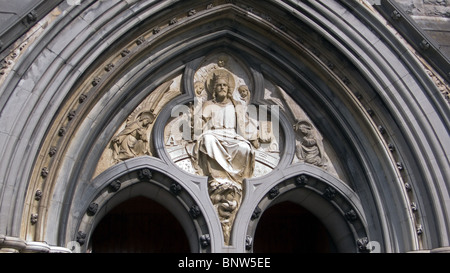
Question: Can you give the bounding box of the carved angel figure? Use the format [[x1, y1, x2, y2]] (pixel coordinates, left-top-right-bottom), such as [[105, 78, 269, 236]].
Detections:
[[294, 120, 327, 168], [111, 111, 154, 162]]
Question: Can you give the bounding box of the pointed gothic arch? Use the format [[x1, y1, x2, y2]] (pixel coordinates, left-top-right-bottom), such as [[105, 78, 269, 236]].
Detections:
[[0, 0, 448, 253]]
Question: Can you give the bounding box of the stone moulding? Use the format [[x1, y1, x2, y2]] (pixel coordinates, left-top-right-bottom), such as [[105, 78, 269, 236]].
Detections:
[[0, 234, 71, 253]]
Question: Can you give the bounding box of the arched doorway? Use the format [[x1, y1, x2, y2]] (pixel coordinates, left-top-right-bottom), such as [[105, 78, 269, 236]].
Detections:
[[90, 196, 190, 253], [253, 201, 337, 253]]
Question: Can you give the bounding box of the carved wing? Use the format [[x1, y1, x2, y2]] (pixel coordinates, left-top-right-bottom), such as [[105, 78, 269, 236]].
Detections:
[[127, 80, 174, 123]]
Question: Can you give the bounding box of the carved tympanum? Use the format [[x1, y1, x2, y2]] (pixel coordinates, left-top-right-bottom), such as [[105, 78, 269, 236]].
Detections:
[[110, 110, 154, 161], [93, 54, 340, 246], [93, 78, 181, 177]]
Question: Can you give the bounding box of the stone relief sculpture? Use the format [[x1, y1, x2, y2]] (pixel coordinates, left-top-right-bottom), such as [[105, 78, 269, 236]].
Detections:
[[293, 120, 327, 168], [111, 110, 154, 161], [190, 70, 258, 245], [263, 80, 339, 177]]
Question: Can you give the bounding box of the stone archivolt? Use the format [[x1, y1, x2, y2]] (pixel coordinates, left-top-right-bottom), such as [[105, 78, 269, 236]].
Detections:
[[3, 0, 446, 253]]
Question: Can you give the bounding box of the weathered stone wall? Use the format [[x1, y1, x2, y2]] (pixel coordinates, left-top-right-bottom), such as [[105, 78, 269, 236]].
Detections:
[[394, 0, 450, 57]]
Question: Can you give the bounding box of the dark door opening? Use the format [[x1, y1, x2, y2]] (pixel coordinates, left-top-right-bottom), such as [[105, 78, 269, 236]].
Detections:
[[253, 201, 337, 253], [91, 196, 190, 253]]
